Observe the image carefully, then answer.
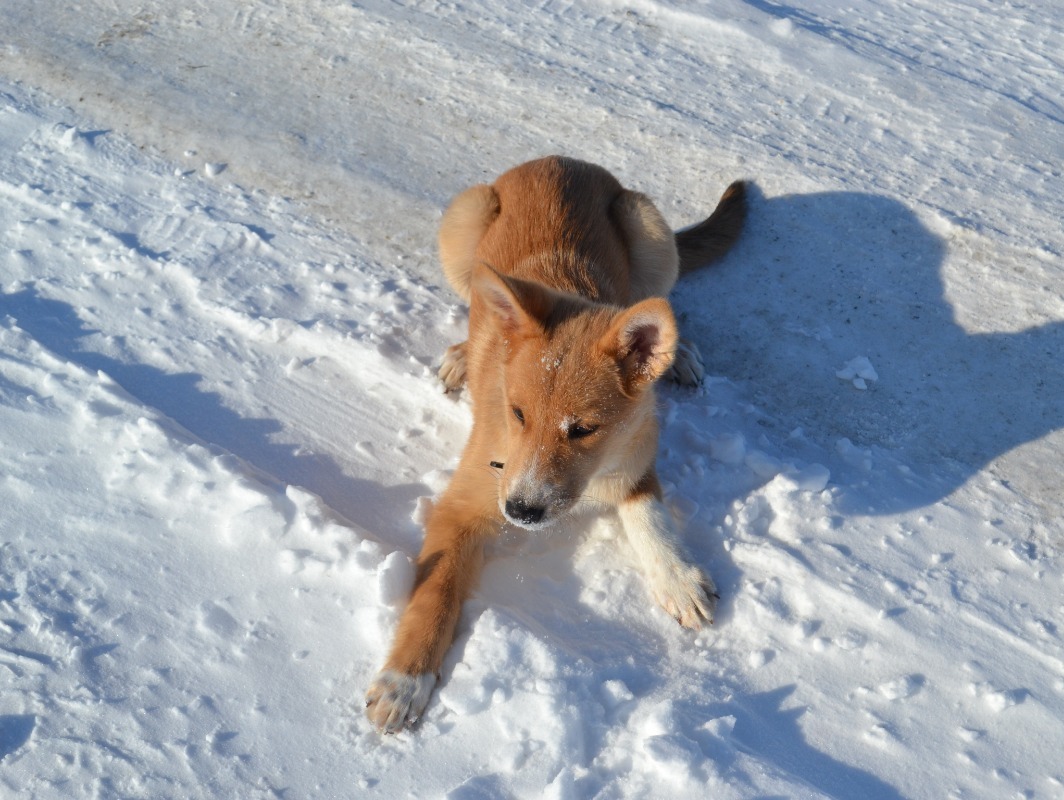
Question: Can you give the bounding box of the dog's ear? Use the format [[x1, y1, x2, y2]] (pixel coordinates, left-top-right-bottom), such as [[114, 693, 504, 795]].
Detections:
[[471, 263, 555, 333], [601, 298, 678, 393]]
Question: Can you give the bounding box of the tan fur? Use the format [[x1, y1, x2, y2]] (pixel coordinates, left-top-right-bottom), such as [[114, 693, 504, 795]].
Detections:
[[366, 156, 745, 733], [438, 184, 499, 301], [609, 190, 679, 300]]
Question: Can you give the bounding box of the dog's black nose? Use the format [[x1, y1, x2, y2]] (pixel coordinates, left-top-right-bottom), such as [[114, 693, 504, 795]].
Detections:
[[505, 498, 545, 525]]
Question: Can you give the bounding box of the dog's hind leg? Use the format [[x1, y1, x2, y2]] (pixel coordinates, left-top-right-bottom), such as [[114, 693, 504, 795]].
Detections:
[[610, 189, 680, 301], [669, 337, 704, 386], [610, 191, 705, 385], [438, 341, 468, 392], [438, 183, 500, 301], [435, 185, 499, 392]]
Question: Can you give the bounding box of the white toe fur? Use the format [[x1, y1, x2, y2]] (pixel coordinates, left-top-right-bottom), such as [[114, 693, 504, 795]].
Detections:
[[649, 560, 717, 628], [366, 670, 437, 733]]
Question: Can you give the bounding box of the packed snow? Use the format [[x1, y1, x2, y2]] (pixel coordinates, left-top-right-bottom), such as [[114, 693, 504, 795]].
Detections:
[[1, 1, 1062, 798]]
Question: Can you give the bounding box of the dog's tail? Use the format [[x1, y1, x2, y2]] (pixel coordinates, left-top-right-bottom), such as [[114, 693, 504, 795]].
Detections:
[[675, 180, 747, 275]]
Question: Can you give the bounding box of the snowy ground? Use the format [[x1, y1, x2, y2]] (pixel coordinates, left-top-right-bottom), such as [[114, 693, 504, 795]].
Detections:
[[1, 1, 1062, 798]]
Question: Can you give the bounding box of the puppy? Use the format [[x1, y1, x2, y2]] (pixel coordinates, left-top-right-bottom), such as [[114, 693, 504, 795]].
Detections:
[[367, 156, 745, 733]]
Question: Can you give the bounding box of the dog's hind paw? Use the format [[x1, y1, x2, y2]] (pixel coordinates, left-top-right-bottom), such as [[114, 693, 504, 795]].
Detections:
[[667, 338, 704, 386], [438, 341, 468, 392], [366, 669, 437, 733]]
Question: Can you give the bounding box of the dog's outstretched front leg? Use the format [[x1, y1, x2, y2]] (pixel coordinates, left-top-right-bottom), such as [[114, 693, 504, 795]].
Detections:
[[366, 495, 493, 733], [618, 472, 716, 628]]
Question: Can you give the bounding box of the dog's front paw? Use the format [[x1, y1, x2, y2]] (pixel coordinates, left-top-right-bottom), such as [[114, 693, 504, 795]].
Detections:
[[650, 563, 717, 629], [438, 342, 468, 392], [366, 669, 437, 733], [667, 338, 704, 386]]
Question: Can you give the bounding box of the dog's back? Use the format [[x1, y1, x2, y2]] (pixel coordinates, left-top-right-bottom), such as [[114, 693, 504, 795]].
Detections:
[[439, 156, 683, 308], [479, 157, 630, 303], [440, 155, 744, 310]]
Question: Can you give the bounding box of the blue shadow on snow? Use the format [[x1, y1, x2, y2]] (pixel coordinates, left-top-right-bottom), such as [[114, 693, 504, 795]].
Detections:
[[0, 715, 35, 761], [675, 187, 1064, 513], [0, 289, 423, 534]]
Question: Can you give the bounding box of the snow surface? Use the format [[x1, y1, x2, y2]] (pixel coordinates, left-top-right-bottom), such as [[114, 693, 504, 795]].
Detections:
[[1, 1, 1063, 798]]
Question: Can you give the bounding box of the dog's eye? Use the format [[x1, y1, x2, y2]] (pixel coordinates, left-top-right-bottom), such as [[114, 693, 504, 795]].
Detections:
[[512, 406, 525, 424], [568, 423, 599, 440]]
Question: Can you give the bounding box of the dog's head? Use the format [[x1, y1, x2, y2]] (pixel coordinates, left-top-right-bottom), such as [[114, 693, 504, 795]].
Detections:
[[472, 264, 677, 529]]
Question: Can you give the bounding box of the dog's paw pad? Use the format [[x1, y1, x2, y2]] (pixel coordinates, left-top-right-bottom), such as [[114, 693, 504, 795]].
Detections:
[[365, 670, 437, 733], [651, 564, 717, 629], [668, 339, 704, 387], [438, 342, 468, 392]]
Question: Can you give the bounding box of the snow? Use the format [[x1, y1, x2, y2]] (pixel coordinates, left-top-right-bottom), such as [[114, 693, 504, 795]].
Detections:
[[1, 1, 1062, 798], [836, 356, 879, 390]]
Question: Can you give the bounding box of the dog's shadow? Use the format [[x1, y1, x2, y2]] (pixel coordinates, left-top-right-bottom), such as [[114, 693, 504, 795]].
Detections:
[[677, 187, 1064, 514]]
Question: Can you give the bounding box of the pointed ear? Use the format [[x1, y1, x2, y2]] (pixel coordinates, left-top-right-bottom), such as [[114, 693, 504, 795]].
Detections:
[[470, 263, 556, 333], [601, 298, 678, 392]]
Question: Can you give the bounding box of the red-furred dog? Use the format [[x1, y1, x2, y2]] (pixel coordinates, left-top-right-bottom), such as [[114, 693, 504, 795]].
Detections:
[[367, 156, 745, 732]]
